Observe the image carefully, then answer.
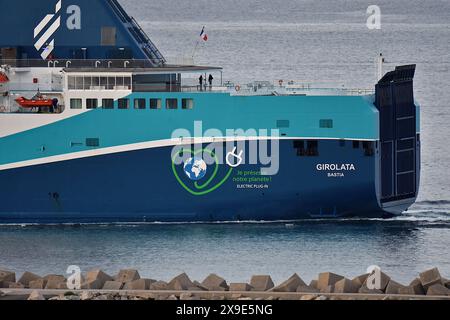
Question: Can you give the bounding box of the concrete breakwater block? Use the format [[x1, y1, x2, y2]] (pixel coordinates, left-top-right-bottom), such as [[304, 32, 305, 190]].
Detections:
[[123, 279, 156, 290], [317, 272, 344, 290], [102, 281, 124, 290], [385, 280, 406, 294], [18, 272, 42, 287], [334, 278, 360, 294], [168, 273, 195, 290], [115, 269, 140, 283], [29, 279, 48, 290], [0, 270, 16, 284], [44, 275, 67, 290], [250, 275, 274, 291], [419, 267, 443, 290], [296, 285, 320, 293], [82, 269, 113, 290], [149, 281, 168, 290], [201, 274, 229, 291], [427, 284, 450, 296], [352, 274, 369, 288], [229, 283, 253, 292], [271, 273, 307, 292]]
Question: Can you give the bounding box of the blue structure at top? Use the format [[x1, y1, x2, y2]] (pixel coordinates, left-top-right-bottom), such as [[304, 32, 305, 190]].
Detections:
[[0, 0, 165, 65]]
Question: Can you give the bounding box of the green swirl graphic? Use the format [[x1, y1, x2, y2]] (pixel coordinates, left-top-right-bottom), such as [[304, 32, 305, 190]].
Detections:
[[172, 149, 233, 196]]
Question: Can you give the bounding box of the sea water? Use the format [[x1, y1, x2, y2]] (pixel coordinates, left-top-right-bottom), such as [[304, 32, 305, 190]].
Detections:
[[0, 0, 449, 284]]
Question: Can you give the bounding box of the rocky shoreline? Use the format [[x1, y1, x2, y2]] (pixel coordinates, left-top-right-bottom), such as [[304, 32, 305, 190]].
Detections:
[[1, 267, 449, 300]]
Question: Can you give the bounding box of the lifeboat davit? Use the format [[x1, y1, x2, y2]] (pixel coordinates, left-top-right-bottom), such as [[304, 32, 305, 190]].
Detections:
[[15, 96, 54, 108]]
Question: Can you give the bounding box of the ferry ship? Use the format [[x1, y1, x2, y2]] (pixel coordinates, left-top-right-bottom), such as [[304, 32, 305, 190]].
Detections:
[[0, 0, 420, 223]]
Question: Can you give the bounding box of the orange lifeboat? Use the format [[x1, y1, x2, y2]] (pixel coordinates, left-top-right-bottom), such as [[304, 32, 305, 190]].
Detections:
[[0, 72, 9, 83], [15, 96, 54, 108]]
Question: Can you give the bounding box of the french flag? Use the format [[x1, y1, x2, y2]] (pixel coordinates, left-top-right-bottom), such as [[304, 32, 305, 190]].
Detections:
[[200, 27, 208, 41]]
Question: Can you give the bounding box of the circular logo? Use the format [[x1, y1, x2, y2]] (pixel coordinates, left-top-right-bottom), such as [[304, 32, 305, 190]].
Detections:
[[183, 157, 207, 181]]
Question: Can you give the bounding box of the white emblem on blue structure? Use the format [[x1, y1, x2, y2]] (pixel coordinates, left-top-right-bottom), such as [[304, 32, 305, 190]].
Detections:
[[184, 157, 207, 181]]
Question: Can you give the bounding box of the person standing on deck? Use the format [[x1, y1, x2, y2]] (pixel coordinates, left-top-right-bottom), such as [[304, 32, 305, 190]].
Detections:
[[208, 74, 214, 90], [199, 75, 204, 91]]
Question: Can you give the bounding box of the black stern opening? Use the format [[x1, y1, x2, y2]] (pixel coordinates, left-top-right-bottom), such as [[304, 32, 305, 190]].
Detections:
[[375, 65, 418, 203]]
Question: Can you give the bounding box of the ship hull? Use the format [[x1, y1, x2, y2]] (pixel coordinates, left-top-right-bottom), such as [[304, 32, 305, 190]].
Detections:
[[0, 139, 404, 223]]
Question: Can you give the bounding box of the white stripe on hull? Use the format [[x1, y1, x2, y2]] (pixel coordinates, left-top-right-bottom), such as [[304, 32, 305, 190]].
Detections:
[[0, 136, 377, 171]]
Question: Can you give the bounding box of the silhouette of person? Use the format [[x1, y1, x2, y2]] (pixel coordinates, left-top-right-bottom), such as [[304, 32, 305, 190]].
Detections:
[[199, 75, 203, 91]]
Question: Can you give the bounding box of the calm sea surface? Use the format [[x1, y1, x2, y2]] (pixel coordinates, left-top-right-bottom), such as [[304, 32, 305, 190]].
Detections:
[[0, 0, 449, 284]]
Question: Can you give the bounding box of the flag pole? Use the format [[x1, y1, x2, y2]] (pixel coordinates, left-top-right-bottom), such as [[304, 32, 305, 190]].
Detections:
[[191, 40, 200, 59]]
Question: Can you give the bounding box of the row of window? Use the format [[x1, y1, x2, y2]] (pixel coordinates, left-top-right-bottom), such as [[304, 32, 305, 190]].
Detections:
[[292, 140, 375, 157], [69, 98, 194, 110], [68, 76, 132, 91]]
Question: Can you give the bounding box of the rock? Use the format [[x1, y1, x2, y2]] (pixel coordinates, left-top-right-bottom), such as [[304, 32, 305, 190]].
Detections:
[[320, 285, 334, 294], [300, 294, 318, 300], [250, 275, 274, 291], [385, 280, 406, 294], [28, 290, 45, 301], [316, 295, 328, 300], [201, 274, 228, 291], [317, 272, 344, 290], [123, 278, 155, 290], [29, 279, 48, 289], [8, 282, 25, 289], [167, 273, 195, 290], [102, 281, 124, 290], [296, 285, 320, 293], [272, 273, 307, 292], [426, 284, 450, 296], [116, 269, 140, 283], [150, 281, 168, 290], [309, 280, 318, 289], [238, 297, 253, 300], [0, 270, 16, 284], [419, 268, 443, 290], [363, 271, 391, 291], [167, 294, 178, 300], [80, 291, 95, 300], [84, 269, 113, 289], [229, 283, 253, 292], [180, 292, 197, 300], [334, 278, 359, 294], [18, 271, 42, 287]]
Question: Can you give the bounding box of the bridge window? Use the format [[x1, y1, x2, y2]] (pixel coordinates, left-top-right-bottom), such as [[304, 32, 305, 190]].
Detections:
[[70, 98, 82, 109], [86, 99, 98, 109], [150, 98, 161, 109], [182, 98, 194, 110], [134, 98, 146, 109], [353, 141, 360, 149], [166, 98, 178, 109], [118, 98, 129, 109], [319, 119, 333, 128], [102, 99, 114, 109]]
